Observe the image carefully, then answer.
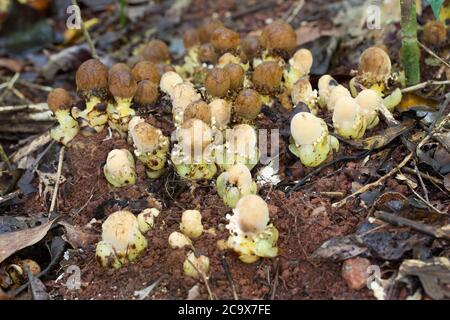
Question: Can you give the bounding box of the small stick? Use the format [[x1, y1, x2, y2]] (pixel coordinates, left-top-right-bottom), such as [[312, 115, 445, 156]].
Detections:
[[319, 191, 344, 197], [0, 73, 20, 101], [436, 52, 450, 79], [417, 41, 450, 69], [375, 211, 450, 241], [412, 159, 429, 202], [400, 80, 450, 93], [285, 0, 305, 23], [0, 190, 21, 205], [49, 146, 65, 213], [270, 258, 280, 300], [332, 153, 413, 209], [71, 0, 99, 59], [402, 173, 445, 215], [0, 143, 12, 172], [220, 255, 239, 300], [186, 258, 215, 300], [402, 167, 443, 185]]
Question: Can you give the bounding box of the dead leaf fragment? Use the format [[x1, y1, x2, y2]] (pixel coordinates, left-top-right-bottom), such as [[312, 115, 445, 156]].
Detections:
[[338, 120, 415, 150], [58, 221, 98, 249], [0, 57, 24, 72], [0, 219, 55, 264], [397, 257, 450, 300]]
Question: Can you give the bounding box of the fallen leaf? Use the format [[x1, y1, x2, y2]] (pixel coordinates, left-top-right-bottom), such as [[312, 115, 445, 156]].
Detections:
[[0, 219, 55, 264], [59, 221, 98, 249], [396, 93, 438, 113], [311, 235, 367, 261], [295, 22, 337, 46], [27, 271, 48, 300], [0, 57, 24, 72], [444, 173, 450, 192], [337, 120, 415, 150], [397, 257, 450, 300]]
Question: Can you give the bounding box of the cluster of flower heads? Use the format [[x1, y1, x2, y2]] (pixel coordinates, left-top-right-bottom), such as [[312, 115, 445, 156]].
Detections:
[[47, 19, 404, 269]]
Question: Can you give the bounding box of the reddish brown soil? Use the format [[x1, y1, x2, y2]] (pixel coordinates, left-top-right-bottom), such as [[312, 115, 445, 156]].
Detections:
[[20, 113, 409, 300]]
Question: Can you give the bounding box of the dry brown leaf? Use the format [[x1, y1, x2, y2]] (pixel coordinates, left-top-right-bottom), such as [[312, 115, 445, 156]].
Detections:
[[0, 57, 24, 72], [337, 120, 415, 150], [58, 221, 98, 249], [396, 93, 438, 113], [0, 219, 55, 264], [398, 257, 450, 300], [295, 22, 337, 46]]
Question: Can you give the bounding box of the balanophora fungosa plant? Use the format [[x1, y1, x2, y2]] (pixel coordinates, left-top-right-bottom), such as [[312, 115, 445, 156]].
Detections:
[[289, 112, 339, 167], [96, 210, 149, 269], [225, 195, 279, 263], [128, 117, 169, 178], [47, 88, 79, 146], [216, 163, 257, 208]]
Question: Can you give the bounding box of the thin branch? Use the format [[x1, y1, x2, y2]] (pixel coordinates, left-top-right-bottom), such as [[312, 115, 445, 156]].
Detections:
[[49, 146, 65, 213], [332, 153, 413, 209], [71, 0, 99, 59], [0, 143, 12, 172], [375, 211, 450, 241], [220, 255, 239, 300], [401, 80, 450, 93], [418, 40, 450, 68]]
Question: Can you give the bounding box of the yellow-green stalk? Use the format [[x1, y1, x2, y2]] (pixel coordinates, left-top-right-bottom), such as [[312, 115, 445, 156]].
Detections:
[[103, 149, 137, 187], [73, 59, 109, 136], [47, 88, 79, 146], [225, 195, 279, 264], [171, 119, 217, 180], [128, 118, 169, 179], [289, 112, 339, 167], [216, 163, 257, 208], [332, 97, 367, 139], [96, 210, 147, 269]]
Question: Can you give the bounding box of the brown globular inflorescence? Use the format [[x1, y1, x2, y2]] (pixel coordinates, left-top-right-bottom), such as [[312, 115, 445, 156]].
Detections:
[[131, 61, 161, 84], [205, 67, 231, 98], [134, 80, 159, 106], [252, 61, 283, 94]]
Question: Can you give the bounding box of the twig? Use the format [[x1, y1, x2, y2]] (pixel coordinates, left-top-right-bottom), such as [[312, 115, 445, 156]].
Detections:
[[417, 41, 450, 69], [231, 0, 277, 19], [436, 52, 450, 79], [0, 143, 12, 172], [270, 258, 280, 300], [11, 132, 51, 163], [375, 211, 450, 241], [402, 167, 443, 185], [0, 103, 49, 113], [412, 159, 429, 202], [71, 0, 99, 59], [220, 255, 239, 300], [49, 146, 65, 213], [133, 274, 168, 300], [332, 153, 413, 209], [186, 258, 215, 300], [401, 172, 445, 215], [0, 190, 21, 205], [401, 80, 450, 93], [0, 73, 20, 101], [285, 0, 305, 24]]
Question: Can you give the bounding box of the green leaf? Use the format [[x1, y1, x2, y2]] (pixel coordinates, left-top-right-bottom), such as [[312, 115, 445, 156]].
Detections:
[[427, 0, 445, 19]]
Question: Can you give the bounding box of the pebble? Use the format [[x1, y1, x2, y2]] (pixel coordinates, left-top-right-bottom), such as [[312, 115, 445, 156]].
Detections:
[[341, 257, 371, 290]]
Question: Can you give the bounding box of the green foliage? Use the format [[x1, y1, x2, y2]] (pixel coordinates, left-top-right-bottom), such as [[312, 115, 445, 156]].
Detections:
[[427, 0, 445, 19]]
